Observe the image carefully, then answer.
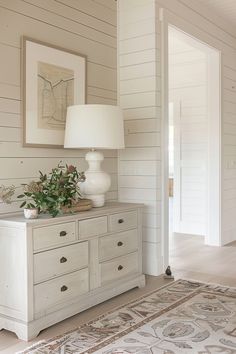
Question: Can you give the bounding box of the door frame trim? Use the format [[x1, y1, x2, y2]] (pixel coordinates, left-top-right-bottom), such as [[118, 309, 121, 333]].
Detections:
[[159, 8, 222, 270]]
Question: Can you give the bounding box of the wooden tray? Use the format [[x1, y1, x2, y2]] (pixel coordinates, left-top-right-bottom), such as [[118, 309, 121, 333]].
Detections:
[[61, 199, 92, 214]]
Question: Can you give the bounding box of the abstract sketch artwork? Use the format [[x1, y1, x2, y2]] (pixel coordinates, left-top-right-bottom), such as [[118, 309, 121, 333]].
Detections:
[[22, 37, 86, 147], [38, 62, 74, 130]]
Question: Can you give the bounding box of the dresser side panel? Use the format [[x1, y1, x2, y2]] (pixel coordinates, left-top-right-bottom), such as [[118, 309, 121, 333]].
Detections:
[[0, 225, 28, 321]]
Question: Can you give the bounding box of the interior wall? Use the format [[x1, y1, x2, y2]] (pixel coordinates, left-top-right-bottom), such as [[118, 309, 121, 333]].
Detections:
[[118, 0, 236, 275], [117, 0, 162, 276], [169, 29, 208, 236], [0, 0, 117, 214]]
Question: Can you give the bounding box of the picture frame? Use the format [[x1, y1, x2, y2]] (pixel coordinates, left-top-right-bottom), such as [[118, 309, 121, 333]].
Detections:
[[22, 37, 86, 148]]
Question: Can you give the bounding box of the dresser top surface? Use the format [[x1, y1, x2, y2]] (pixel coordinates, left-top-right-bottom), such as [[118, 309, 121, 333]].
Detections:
[[0, 202, 143, 225]]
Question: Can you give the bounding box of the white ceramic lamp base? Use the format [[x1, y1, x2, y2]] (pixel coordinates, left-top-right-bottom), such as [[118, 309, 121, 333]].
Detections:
[[79, 150, 111, 207]]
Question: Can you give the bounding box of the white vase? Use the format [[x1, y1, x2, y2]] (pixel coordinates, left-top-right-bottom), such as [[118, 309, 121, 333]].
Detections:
[[24, 208, 38, 219]]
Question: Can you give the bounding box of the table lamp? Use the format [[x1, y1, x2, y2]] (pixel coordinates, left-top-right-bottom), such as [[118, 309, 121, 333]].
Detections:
[[64, 104, 125, 207]]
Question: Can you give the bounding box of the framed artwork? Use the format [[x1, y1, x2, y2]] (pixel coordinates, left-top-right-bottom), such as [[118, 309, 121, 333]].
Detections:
[[22, 37, 86, 148]]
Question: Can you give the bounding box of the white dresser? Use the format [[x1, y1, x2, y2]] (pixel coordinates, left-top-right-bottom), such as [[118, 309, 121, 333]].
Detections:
[[0, 202, 145, 340]]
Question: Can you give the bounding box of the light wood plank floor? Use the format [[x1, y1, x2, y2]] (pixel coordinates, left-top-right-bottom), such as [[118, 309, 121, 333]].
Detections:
[[1, 233, 236, 353]]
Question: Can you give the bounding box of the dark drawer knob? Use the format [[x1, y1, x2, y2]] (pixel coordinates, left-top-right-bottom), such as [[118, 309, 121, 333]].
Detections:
[[61, 285, 68, 292], [117, 241, 123, 247], [118, 218, 124, 224], [118, 265, 123, 271], [60, 256, 67, 263], [60, 230, 67, 237]]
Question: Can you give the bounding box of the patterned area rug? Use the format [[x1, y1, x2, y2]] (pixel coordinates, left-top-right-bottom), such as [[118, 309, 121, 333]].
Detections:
[[20, 279, 236, 354]]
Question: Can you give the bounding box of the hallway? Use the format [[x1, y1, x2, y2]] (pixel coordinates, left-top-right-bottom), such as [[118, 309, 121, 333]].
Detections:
[[170, 232, 236, 287]]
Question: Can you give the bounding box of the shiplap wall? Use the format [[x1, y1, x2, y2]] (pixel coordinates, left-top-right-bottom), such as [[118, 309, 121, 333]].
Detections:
[[0, 0, 117, 214], [169, 30, 208, 236], [118, 0, 162, 275], [118, 0, 236, 275]]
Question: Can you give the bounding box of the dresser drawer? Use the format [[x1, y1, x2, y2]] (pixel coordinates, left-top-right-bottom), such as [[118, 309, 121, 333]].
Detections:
[[34, 241, 88, 284], [109, 211, 137, 232], [79, 216, 107, 239], [34, 268, 89, 315], [99, 229, 138, 262], [33, 222, 76, 251], [101, 252, 139, 285]]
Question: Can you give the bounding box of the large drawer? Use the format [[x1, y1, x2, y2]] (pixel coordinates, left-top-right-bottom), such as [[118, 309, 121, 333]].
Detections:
[[34, 268, 89, 315], [34, 241, 88, 284], [101, 252, 139, 285], [78, 216, 107, 239], [33, 222, 76, 251], [109, 211, 137, 232], [99, 229, 138, 262]]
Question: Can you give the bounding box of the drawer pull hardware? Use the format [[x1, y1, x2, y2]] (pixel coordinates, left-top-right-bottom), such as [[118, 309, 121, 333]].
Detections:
[[118, 265, 123, 271], [118, 218, 124, 224], [61, 285, 68, 292], [117, 241, 123, 247], [60, 230, 67, 237], [60, 256, 67, 263]]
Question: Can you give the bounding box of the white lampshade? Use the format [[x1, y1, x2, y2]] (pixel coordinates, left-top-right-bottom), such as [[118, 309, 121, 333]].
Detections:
[[64, 104, 125, 149], [64, 104, 125, 207]]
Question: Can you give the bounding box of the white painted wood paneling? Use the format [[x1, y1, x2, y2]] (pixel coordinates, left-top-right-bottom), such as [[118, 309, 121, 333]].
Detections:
[[118, 0, 162, 276], [118, 0, 236, 275], [0, 0, 117, 214]]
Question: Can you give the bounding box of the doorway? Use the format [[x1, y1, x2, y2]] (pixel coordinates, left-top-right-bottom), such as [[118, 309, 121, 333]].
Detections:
[[161, 18, 221, 271]]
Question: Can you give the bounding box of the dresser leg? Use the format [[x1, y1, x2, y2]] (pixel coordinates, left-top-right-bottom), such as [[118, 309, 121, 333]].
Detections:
[[15, 326, 41, 341], [0, 317, 40, 342]]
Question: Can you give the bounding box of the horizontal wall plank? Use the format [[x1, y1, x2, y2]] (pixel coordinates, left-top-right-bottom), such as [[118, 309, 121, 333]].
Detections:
[[87, 62, 116, 92], [124, 118, 160, 134], [0, 98, 20, 114], [0, 113, 21, 127], [0, 83, 20, 101], [120, 34, 157, 54], [58, 0, 117, 25], [119, 160, 160, 176], [87, 95, 116, 105], [119, 147, 160, 161], [123, 106, 160, 120], [119, 2, 155, 24], [119, 18, 155, 40], [87, 86, 116, 100], [119, 187, 159, 201], [120, 62, 158, 80], [93, 0, 116, 11], [120, 49, 160, 67], [0, 127, 20, 142], [125, 132, 160, 147], [120, 76, 160, 94], [120, 91, 159, 108], [119, 175, 157, 189]]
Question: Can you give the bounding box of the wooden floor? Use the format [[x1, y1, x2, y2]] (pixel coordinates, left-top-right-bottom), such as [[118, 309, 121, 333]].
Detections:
[[1, 233, 236, 353]]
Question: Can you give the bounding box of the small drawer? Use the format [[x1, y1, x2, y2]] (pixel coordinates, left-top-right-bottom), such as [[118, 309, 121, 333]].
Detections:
[[34, 268, 89, 315], [34, 241, 88, 284], [109, 210, 137, 232], [79, 216, 107, 239], [101, 252, 139, 285], [33, 222, 76, 251], [99, 229, 138, 262]]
